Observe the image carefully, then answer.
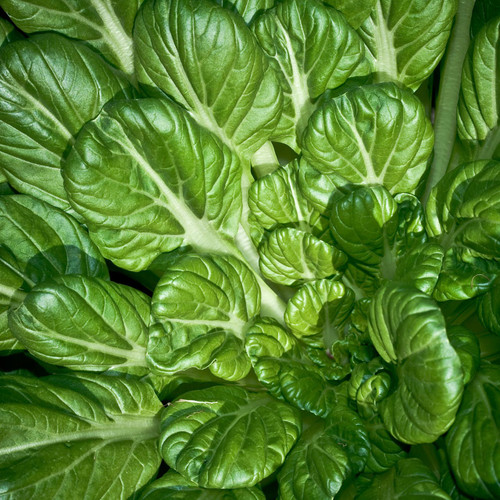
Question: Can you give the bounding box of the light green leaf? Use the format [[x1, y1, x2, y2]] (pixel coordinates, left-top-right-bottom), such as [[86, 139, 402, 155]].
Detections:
[[9, 276, 150, 374], [324, 0, 376, 29], [447, 326, 480, 385], [358, 0, 457, 90], [458, 17, 500, 161], [367, 283, 464, 444], [302, 83, 434, 194], [445, 363, 500, 499], [285, 279, 355, 349], [148, 254, 259, 380], [357, 458, 452, 499], [134, 0, 282, 162], [253, 0, 366, 149], [278, 411, 370, 499], [0, 373, 162, 499], [140, 471, 265, 499], [0, 0, 141, 74], [215, 0, 274, 24], [259, 227, 346, 286], [0, 34, 134, 210], [160, 385, 301, 488], [64, 98, 242, 271], [248, 160, 328, 237], [479, 277, 500, 335]]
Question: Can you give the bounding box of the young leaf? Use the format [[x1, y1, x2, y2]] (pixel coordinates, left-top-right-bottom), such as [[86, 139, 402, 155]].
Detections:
[[253, 0, 366, 149], [148, 254, 259, 380], [159, 385, 301, 488], [367, 283, 464, 444], [0, 34, 134, 210], [64, 98, 242, 271], [0, 0, 140, 74], [0, 373, 162, 499], [134, 0, 282, 162], [9, 276, 150, 374], [302, 83, 434, 194], [358, 0, 457, 90]]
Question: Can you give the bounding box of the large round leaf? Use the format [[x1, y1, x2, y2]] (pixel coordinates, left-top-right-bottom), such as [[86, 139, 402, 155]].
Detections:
[[159, 385, 301, 488], [367, 283, 464, 443]]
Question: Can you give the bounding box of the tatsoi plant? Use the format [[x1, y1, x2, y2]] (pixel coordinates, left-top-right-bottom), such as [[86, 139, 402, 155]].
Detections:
[[0, 0, 499, 498]]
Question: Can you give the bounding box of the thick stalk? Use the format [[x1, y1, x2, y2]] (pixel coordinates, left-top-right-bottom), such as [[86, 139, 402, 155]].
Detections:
[[422, 0, 476, 204], [251, 141, 280, 178]]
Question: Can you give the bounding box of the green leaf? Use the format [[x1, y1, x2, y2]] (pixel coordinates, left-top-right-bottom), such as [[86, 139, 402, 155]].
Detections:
[[0, 17, 23, 47], [0, 0, 141, 74], [159, 385, 301, 488], [64, 98, 242, 271], [0, 373, 162, 499], [278, 411, 370, 499], [9, 276, 150, 374], [479, 277, 500, 335], [252, 0, 366, 149], [215, 0, 274, 24], [140, 471, 265, 499], [358, 0, 457, 90], [447, 326, 480, 385], [471, 0, 500, 37], [148, 254, 259, 380], [367, 283, 464, 444], [0, 34, 134, 210], [134, 0, 282, 162], [258, 227, 347, 286], [458, 16, 500, 161], [248, 160, 328, 237], [302, 83, 434, 194], [285, 279, 355, 349], [324, 0, 376, 29], [357, 458, 452, 499], [426, 160, 500, 300], [445, 363, 500, 499]]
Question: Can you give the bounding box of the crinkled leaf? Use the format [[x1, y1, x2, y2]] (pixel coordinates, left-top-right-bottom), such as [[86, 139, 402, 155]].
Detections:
[[253, 0, 366, 149], [358, 0, 457, 90], [278, 411, 370, 499], [64, 98, 242, 271], [140, 471, 265, 499], [9, 276, 150, 375], [367, 283, 464, 443], [357, 458, 452, 499], [0, 0, 141, 74], [215, 0, 274, 24], [445, 363, 500, 499], [159, 385, 301, 488], [324, 0, 376, 29], [0, 373, 162, 500], [447, 326, 480, 385], [0, 34, 134, 210], [134, 0, 282, 162], [285, 279, 355, 349], [302, 83, 434, 194], [458, 17, 500, 161], [148, 254, 258, 380], [258, 227, 346, 286]]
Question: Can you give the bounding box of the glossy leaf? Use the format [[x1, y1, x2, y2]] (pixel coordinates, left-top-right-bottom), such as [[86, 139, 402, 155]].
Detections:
[[302, 83, 434, 194], [0, 17, 23, 47], [479, 277, 500, 335], [258, 227, 346, 286], [324, 0, 376, 29], [134, 0, 282, 161], [447, 326, 480, 385], [215, 0, 274, 24], [253, 0, 366, 149], [0, 373, 162, 499], [445, 363, 500, 499], [0, 0, 141, 74], [9, 276, 150, 374], [148, 254, 259, 380], [0, 34, 134, 210], [159, 385, 301, 488], [358, 0, 457, 90], [64, 98, 242, 271], [367, 283, 464, 443]]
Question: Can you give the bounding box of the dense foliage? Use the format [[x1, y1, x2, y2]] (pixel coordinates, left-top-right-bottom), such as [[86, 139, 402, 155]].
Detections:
[[0, 0, 499, 498]]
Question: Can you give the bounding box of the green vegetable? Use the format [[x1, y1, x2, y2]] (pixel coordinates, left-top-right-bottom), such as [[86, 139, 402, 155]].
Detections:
[[0, 0, 498, 497]]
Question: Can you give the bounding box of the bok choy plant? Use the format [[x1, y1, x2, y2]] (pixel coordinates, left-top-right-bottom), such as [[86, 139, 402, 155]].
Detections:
[[0, 0, 499, 498]]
